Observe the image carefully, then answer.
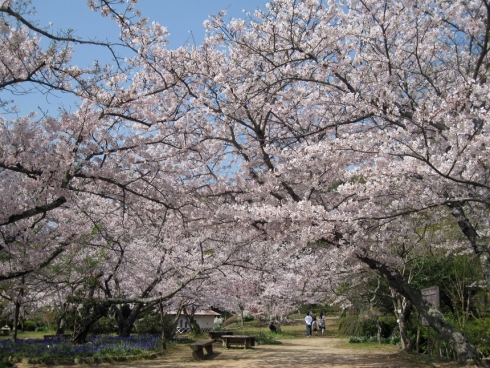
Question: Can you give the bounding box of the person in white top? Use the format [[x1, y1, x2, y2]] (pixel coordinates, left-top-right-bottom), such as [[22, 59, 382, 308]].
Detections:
[[304, 311, 313, 337]]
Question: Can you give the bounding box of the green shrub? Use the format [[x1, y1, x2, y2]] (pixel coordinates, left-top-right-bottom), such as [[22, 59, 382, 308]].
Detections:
[[90, 316, 115, 334], [348, 336, 361, 343], [256, 332, 281, 345], [465, 318, 490, 356], [390, 336, 401, 345], [136, 313, 175, 341], [23, 320, 37, 331], [338, 315, 358, 336], [357, 319, 377, 337], [136, 314, 160, 334], [338, 315, 377, 337], [189, 322, 202, 338]]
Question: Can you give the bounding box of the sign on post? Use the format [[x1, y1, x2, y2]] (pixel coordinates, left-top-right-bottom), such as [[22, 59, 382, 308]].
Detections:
[[421, 286, 439, 326]]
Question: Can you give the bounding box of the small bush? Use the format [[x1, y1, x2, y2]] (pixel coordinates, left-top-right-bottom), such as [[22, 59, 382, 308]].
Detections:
[[390, 336, 401, 345], [23, 320, 37, 331], [136, 314, 160, 334], [465, 317, 490, 356], [90, 317, 115, 334], [256, 332, 281, 345], [35, 326, 49, 332], [348, 336, 361, 343]]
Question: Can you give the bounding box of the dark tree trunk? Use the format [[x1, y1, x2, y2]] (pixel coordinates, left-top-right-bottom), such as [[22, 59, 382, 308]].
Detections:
[[114, 303, 143, 337], [448, 202, 490, 294], [358, 254, 480, 363], [56, 303, 68, 335], [72, 301, 109, 344], [159, 298, 166, 351], [11, 301, 20, 343]]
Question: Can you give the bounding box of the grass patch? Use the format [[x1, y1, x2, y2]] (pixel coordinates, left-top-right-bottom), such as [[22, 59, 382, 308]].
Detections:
[[333, 339, 400, 352], [0, 330, 58, 341]]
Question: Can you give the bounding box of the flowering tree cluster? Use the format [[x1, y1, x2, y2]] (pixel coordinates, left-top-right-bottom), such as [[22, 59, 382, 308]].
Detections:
[[1, 0, 489, 362]]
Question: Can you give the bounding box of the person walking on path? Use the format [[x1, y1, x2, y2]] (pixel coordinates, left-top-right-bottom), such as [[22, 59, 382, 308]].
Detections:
[[305, 311, 313, 337], [311, 315, 318, 336], [319, 311, 326, 336]]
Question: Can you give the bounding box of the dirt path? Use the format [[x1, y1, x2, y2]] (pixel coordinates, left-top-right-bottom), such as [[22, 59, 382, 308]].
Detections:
[[18, 336, 456, 368]]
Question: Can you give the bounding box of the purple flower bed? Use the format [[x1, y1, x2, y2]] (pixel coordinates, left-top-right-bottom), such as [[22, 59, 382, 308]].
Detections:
[[0, 334, 159, 358]]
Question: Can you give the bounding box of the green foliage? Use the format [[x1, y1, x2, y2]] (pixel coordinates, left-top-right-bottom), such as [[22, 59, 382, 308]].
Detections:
[[338, 315, 358, 336], [23, 320, 37, 332], [35, 326, 49, 332], [90, 316, 115, 334], [348, 335, 400, 344], [338, 315, 377, 337], [378, 316, 397, 333], [256, 332, 281, 345], [464, 318, 490, 356], [0, 361, 15, 368], [188, 322, 202, 338], [297, 303, 338, 317], [136, 313, 175, 339]]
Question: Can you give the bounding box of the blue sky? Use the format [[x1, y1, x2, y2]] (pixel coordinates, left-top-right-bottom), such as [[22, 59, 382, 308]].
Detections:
[[5, 0, 269, 116], [33, 0, 268, 49]]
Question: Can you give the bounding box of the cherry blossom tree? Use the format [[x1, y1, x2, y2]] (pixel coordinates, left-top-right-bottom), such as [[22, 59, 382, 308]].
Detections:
[[179, 0, 489, 361], [1, 0, 489, 362]]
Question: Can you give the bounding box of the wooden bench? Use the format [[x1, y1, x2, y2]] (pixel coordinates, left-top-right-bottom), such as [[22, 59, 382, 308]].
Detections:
[[189, 339, 214, 360], [221, 335, 255, 349], [209, 330, 233, 341]]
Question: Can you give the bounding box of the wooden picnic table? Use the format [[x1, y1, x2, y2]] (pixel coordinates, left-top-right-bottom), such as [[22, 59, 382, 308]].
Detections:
[[208, 330, 233, 341], [221, 335, 255, 349]]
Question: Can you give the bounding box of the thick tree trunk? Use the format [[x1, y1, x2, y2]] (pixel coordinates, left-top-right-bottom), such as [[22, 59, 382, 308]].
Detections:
[[56, 303, 68, 335], [359, 255, 480, 363], [448, 202, 490, 294], [11, 301, 20, 343], [114, 303, 143, 337], [72, 301, 109, 344], [391, 289, 413, 352]]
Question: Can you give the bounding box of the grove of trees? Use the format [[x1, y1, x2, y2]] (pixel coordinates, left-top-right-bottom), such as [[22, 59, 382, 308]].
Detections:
[[1, 0, 489, 363]]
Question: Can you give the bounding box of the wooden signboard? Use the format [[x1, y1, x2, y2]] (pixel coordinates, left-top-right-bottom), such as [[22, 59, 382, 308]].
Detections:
[[421, 286, 439, 326]]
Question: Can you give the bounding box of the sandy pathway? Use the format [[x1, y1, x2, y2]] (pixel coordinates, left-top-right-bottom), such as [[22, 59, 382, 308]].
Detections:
[[17, 336, 450, 368]]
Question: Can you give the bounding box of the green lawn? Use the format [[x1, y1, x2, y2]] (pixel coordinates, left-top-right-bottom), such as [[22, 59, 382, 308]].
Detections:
[[0, 329, 57, 341]]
